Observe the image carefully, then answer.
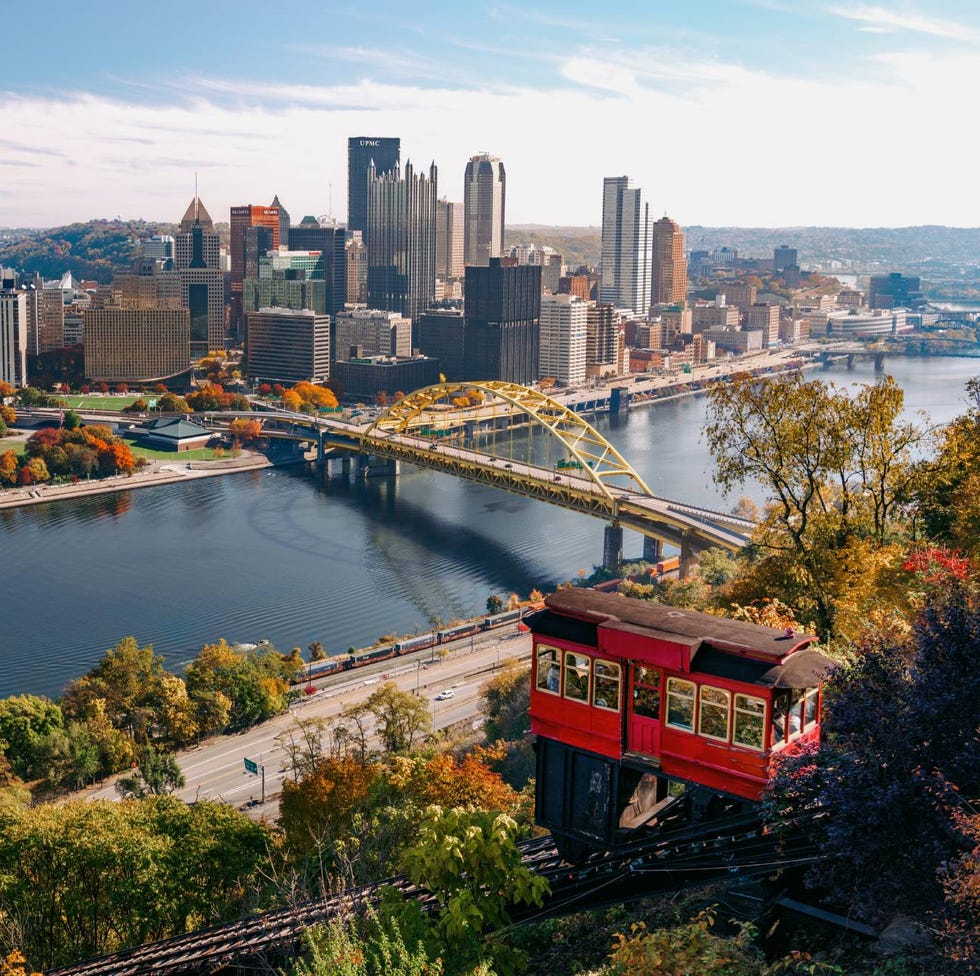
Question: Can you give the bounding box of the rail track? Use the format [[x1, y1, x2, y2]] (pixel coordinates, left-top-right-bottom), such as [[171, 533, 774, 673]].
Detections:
[[47, 807, 825, 976]]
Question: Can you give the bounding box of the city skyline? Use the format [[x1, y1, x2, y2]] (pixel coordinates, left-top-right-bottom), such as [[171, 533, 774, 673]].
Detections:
[[2, 0, 979, 228]]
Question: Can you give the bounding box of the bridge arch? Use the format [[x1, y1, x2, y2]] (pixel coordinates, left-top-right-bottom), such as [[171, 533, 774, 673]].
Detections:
[[364, 380, 653, 502]]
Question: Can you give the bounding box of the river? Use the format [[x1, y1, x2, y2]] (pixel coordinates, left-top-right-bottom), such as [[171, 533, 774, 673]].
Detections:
[[3, 355, 977, 699]]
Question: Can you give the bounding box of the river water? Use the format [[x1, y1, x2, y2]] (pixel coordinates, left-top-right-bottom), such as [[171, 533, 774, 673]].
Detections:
[[3, 356, 977, 699]]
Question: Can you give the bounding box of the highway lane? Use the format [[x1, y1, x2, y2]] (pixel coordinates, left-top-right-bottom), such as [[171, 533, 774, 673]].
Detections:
[[79, 629, 532, 816]]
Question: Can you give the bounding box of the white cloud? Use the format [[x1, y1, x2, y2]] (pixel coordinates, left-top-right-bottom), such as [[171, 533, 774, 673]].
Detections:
[[3, 47, 979, 228], [827, 4, 979, 41]]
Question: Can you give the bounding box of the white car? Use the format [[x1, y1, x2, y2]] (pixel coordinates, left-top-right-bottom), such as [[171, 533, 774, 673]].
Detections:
[[434, 689, 455, 701]]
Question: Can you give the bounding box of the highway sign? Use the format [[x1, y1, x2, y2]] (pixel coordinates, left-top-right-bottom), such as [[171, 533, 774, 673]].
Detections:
[[243, 757, 258, 775]]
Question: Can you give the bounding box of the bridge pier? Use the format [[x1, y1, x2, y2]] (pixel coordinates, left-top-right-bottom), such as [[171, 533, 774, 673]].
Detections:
[[846, 354, 855, 370], [873, 352, 885, 371], [642, 536, 663, 564], [679, 531, 694, 580], [357, 454, 400, 479], [603, 523, 623, 574]]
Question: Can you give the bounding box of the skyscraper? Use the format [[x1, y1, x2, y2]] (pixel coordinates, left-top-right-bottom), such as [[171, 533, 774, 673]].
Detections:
[[436, 199, 464, 280], [539, 294, 587, 386], [463, 153, 506, 267], [463, 259, 540, 384], [651, 215, 687, 305], [0, 290, 28, 387], [176, 196, 224, 356], [287, 222, 348, 316], [230, 204, 281, 338], [366, 159, 438, 322], [600, 176, 652, 316], [347, 136, 400, 236]]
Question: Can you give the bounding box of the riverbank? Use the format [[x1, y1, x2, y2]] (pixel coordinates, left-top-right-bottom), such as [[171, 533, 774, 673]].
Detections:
[[0, 451, 275, 511]]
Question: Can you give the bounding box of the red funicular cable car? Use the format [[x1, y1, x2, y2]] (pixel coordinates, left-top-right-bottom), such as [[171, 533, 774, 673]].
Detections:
[[528, 589, 832, 860]]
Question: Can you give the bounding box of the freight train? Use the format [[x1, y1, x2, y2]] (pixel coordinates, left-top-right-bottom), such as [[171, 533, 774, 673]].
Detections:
[[528, 589, 832, 861]]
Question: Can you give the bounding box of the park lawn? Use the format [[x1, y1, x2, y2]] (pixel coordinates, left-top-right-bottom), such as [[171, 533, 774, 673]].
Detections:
[[54, 395, 143, 411], [0, 436, 27, 453], [122, 439, 231, 462]]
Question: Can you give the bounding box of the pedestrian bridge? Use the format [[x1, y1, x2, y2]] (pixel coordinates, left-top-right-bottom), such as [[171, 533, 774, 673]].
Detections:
[[237, 381, 755, 572]]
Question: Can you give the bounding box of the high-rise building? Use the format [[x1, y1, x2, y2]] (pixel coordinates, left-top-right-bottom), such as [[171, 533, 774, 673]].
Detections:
[[600, 176, 652, 316], [246, 308, 330, 386], [83, 306, 190, 383], [747, 303, 780, 349], [436, 199, 464, 280], [230, 204, 281, 337], [463, 153, 505, 267], [287, 222, 348, 316], [175, 196, 220, 270], [463, 259, 540, 384], [174, 199, 226, 357], [271, 194, 290, 249], [539, 294, 587, 386], [417, 308, 465, 380], [773, 245, 797, 272], [347, 136, 400, 236], [334, 307, 411, 359], [651, 216, 687, 305], [869, 273, 925, 311], [586, 303, 625, 378], [0, 290, 28, 387], [366, 159, 438, 322], [345, 231, 367, 306]]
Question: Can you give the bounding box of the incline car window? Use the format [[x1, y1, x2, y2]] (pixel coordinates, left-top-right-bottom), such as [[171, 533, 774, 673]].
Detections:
[[632, 665, 661, 719], [563, 652, 590, 703], [666, 678, 695, 731], [536, 644, 561, 695], [733, 693, 766, 750], [698, 686, 730, 741], [592, 660, 621, 711]]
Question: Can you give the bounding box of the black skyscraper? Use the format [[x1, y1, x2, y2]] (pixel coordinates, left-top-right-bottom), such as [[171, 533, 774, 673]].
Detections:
[[288, 224, 348, 316], [348, 136, 400, 236], [463, 259, 541, 384]]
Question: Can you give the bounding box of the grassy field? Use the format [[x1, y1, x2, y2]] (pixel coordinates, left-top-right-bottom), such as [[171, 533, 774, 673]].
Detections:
[[53, 395, 143, 411], [122, 439, 231, 462], [0, 435, 27, 453]]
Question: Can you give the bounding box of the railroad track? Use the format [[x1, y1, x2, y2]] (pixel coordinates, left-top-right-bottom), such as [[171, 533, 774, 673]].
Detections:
[[46, 810, 823, 976]]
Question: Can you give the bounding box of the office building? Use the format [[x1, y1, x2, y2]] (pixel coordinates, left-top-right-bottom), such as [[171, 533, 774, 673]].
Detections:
[[246, 308, 330, 386], [869, 273, 925, 311], [83, 306, 190, 383], [436, 199, 464, 279], [773, 245, 798, 272], [348, 136, 400, 236], [178, 208, 225, 357], [463, 153, 505, 267], [366, 159, 438, 322], [692, 300, 740, 332], [747, 303, 780, 349], [175, 196, 220, 271], [586, 303, 625, 378], [333, 354, 440, 402], [703, 327, 764, 355], [463, 259, 540, 384], [417, 308, 465, 380], [0, 290, 28, 387], [600, 176, 652, 316], [720, 282, 757, 312], [660, 304, 692, 340], [651, 216, 687, 305], [345, 231, 367, 305], [230, 204, 281, 337], [334, 307, 411, 359], [271, 194, 290, 249], [243, 275, 326, 318], [287, 222, 348, 316], [143, 235, 175, 265], [539, 294, 587, 386]]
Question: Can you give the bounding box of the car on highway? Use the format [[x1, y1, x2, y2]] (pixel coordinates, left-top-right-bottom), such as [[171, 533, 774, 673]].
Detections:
[[433, 689, 455, 700]]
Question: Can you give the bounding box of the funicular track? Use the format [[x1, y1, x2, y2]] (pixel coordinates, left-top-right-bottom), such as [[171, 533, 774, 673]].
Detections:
[[46, 809, 824, 976]]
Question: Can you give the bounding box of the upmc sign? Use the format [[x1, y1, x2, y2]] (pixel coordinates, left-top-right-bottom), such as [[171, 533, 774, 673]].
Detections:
[[360, 140, 381, 147]]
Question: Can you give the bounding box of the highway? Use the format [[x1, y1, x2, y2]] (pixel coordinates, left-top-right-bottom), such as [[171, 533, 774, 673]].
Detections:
[[80, 628, 533, 817]]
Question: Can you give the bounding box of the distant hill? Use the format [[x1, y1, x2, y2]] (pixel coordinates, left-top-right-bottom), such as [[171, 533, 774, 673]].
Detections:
[[0, 219, 178, 284]]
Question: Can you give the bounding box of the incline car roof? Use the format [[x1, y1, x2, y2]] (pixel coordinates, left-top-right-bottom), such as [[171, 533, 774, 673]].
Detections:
[[543, 589, 818, 663]]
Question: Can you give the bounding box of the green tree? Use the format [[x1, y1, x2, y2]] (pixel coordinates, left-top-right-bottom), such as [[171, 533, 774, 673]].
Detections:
[[486, 594, 503, 615], [115, 746, 186, 798], [363, 682, 431, 754], [62, 409, 82, 431], [0, 696, 65, 781]]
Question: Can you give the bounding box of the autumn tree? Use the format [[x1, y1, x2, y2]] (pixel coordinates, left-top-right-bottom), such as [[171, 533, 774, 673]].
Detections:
[[363, 682, 430, 754], [705, 372, 923, 638], [115, 746, 186, 798], [480, 663, 534, 788], [228, 417, 263, 442], [156, 392, 190, 413]]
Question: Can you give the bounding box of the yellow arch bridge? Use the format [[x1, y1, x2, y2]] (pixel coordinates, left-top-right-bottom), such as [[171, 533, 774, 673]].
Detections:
[[212, 381, 754, 575]]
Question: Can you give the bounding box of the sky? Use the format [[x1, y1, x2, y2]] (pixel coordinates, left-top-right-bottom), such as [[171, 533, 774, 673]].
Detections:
[[2, 0, 979, 229]]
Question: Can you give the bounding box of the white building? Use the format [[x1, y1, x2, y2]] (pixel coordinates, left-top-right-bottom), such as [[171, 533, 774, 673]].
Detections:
[[334, 306, 411, 360], [0, 290, 28, 387], [539, 294, 588, 386], [600, 176, 652, 317]]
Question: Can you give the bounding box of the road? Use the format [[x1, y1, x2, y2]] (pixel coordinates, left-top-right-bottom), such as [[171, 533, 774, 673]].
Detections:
[[80, 628, 533, 817]]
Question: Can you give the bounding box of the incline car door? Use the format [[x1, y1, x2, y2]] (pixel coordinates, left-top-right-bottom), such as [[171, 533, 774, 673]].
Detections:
[[627, 665, 662, 757]]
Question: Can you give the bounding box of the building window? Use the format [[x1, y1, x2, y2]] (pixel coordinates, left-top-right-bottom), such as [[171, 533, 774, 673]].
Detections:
[[535, 644, 561, 695], [698, 686, 730, 741], [632, 665, 661, 719], [593, 660, 621, 711], [803, 688, 819, 730], [665, 678, 696, 731], [563, 652, 590, 703], [733, 694, 766, 751]]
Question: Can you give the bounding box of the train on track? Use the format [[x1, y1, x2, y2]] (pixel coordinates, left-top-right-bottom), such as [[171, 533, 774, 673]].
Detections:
[[297, 607, 536, 683], [528, 588, 833, 861]]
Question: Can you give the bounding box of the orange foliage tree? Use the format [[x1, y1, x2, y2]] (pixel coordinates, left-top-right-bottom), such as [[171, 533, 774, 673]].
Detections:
[[228, 418, 263, 443]]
